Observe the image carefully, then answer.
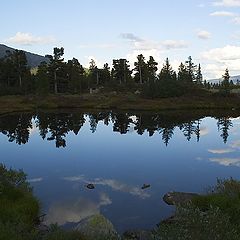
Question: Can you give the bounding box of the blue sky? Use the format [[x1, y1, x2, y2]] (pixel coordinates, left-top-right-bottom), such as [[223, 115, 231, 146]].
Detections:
[[1, 0, 240, 79]]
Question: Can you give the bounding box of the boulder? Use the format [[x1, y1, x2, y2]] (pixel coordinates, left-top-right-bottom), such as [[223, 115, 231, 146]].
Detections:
[[163, 191, 199, 205], [75, 214, 120, 240]]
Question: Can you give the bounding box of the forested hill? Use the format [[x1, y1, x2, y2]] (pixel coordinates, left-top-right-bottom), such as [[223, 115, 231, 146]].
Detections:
[[0, 44, 48, 68]]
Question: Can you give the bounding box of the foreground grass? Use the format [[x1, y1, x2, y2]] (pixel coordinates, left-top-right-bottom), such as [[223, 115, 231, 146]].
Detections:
[[0, 164, 85, 240], [155, 178, 240, 240], [0, 91, 240, 115]]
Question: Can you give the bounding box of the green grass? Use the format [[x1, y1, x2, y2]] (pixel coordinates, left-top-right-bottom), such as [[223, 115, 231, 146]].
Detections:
[[0, 92, 240, 115], [154, 178, 240, 240], [0, 164, 86, 240]]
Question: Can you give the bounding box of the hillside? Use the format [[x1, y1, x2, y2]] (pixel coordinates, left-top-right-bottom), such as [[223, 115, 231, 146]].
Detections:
[[0, 44, 49, 68]]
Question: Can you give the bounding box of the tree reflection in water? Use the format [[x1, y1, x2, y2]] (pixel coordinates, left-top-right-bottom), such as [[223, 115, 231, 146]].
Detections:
[[0, 110, 236, 147]]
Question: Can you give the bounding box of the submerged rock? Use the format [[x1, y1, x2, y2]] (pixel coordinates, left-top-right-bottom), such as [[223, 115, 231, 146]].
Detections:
[[75, 214, 120, 240], [163, 191, 199, 205]]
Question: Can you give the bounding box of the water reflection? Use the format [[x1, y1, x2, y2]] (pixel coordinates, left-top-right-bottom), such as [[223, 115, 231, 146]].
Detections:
[[45, 193, 112, 225], [63, 175, 150, 199], [0, 110, 237, 147]]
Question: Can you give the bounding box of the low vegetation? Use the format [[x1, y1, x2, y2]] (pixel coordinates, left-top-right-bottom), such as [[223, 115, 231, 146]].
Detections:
[[154, 178, 240, 240], [0, 164, 85, 240]]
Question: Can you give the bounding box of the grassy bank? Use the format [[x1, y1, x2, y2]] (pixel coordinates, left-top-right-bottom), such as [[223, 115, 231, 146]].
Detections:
[[0, 92, 240, 115], [0, 164, 85, 240]]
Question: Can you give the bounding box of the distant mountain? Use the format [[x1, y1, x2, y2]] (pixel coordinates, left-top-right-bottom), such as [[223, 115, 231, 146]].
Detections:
[[208, 75, 240, 85], [0, 44, 49, 68]]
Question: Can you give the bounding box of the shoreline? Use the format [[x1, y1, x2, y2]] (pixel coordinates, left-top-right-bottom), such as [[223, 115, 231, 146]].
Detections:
[[0, 93, 240, 115]]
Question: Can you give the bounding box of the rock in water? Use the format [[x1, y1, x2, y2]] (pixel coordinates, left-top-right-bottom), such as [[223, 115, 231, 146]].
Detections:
[[85, 183, 95, 189], [163, 191, 199, 205], [75, 214, 120, 240], [141, 184, 150, 190]]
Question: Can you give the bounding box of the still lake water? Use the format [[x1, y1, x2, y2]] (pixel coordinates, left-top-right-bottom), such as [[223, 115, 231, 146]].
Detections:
[[1, 110, 240, 232]]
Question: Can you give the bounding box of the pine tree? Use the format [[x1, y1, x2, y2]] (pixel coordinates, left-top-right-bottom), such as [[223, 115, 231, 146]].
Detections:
[[185, 56, 196, 83], [196, 64, 203, 85], [67, 58, 84, 93], [35, 62, 50, 95], [147, 56, 158, 82], [46, 47, 65, 94], [112, 59, 132, 85], [134, 54, 148, 84], [221, 68, 230, 95]]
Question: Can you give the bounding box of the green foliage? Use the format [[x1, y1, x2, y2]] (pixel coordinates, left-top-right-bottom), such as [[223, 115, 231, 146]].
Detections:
[[220, 68, 231, 96], [43, 224, 85, 240], [0, 164, 39, 226], [154, 205, 240, 240], [192, 178, 240, 224], [35, 62, 50, 95], [154, 178, 240, 239]]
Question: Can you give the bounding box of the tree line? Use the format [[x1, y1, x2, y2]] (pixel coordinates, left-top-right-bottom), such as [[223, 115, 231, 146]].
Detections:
[[0, 47, 234, 97]]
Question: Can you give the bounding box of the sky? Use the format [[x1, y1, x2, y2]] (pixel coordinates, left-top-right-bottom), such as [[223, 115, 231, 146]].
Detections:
[[1, 0, 240, 79]]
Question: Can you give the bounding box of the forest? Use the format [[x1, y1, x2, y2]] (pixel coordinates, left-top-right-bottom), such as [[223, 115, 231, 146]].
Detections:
[[0, 47, 235, 98]]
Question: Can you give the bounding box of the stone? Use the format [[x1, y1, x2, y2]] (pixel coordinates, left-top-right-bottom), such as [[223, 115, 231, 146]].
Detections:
[[85, 183, 95, 189], [75, 214, 120, 240], [141, 184, 150, 190], [163, 191, 199, 205]]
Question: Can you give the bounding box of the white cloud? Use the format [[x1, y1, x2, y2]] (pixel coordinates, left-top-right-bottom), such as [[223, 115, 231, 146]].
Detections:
[[27, 178, 43, 183], [210, 11, 236, 16], [197, 30, 211, 40], [201, 45, 240, 78], [5, 32, 55, 45], [230, 139, 240, 148], [92, 178, 150, 199], [120, 33, 143, 42], [161, 40, 189, 50], [202, 45, 240, 61], [84, 56, 105, 68], [120, 33, 188, 70], [232, 16, 240, 24], [209, 157, 240, 166], [63, 175, 85, 181], [63, 175, 150, 199], [121, 32, 189, 51], [200, 126, 210, 136], [213, 0, 240, 7], [208, 148, 235, 154], [204, 63, 228, 79], [231, 31, 240, 40]]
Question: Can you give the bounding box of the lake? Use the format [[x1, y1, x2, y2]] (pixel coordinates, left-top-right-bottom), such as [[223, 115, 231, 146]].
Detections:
[[1, 109, 240, 233]]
